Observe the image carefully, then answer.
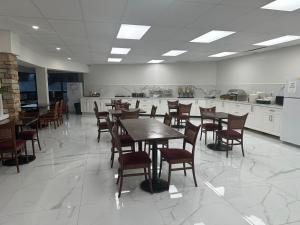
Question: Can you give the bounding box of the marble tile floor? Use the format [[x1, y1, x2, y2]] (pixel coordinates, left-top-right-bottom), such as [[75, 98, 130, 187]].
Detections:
[[0, 115, 300, 225]]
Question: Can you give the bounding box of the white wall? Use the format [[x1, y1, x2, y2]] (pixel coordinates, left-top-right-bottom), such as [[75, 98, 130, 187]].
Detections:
[[217, 45, 300, 86], [85, 62, 216, 86]]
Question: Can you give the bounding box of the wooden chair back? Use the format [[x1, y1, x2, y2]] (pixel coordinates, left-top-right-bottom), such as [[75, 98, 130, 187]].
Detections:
[[167, 100, 178, 112], [53, 101, 60, 118], [120, 109, 140, 119], [58, 100, 64, 116], [150, 105, 157, 118], [178, 103, 192, 116], [94, 101, 99, 112], [135, 100, 140, 109], [163, 113, 172, 126], [227, 113, 248, 131], [183, 120, 200, 155], [0, 120, 17, 153], [111, 124, 122, 157], [200, 106, 216, 123]]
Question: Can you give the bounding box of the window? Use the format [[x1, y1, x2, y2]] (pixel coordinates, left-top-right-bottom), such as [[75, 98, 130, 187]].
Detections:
[[19, 72, 37, 105]]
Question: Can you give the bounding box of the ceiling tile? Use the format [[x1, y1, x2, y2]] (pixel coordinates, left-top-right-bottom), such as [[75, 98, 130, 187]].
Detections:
[[48, 20, 87, 38], [81, 0, 127, 22], [32, 0, 83, 20], [85, 22, 118, 40], [0, 0, 43, 18]]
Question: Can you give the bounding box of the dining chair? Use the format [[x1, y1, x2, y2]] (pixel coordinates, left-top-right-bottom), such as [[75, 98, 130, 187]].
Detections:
[[0, 121, 27, 173], [135, 100, 140, 109], [58, 100, 64, 125], [93, 105, 109, 143], [120, 109, 140, 119], [19, 111, 41, 156], [112, 124, 153, 197], [176, 103, 192, 128], [149, 105, 157, 118], [159, 120, 200, 187], [39, 101, 60, 128], [106, 117, 135, 168], [216, 113, 248, 157], [167, 100, 179, 125], [199, 107, 219, 144], [144, 113, 172, 153]]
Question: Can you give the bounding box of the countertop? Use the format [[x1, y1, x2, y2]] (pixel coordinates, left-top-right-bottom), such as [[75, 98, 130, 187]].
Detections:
[[81, 96, 283, 109]]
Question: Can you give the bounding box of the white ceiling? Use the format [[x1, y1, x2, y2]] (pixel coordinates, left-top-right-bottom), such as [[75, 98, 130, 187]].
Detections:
[[1, 0, 300, 64]]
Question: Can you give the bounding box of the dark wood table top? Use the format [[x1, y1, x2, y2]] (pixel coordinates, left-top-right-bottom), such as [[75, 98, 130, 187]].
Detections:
[[120, 118, 184, 142], [201, 112, 228, 120], [109, 108, 146, 115], [0, 117, 38, 127], [105, 103, 131, 107]]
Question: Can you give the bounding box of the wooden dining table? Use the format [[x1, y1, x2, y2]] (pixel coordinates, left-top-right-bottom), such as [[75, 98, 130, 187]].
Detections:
[[108, 108, 146, 118], [120, 118, 184, 193], [201, 111, 229, 151]]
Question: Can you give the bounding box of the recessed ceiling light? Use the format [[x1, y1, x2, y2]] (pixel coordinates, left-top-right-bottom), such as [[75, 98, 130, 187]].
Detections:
[[162, 50, 187, 56], [67, 57, 71, 61], [117, 24, 151, 40], [108, 58, 122, 62], [56, 47, 61, 51], [209, 52, 237, 57], [111, 47, 131, 55], [261, 0, 300, 11], [190, 30, 235, 43], [253, 35, 300, 46], [147, 60, 164, 64], [32, 25, 39, 30]]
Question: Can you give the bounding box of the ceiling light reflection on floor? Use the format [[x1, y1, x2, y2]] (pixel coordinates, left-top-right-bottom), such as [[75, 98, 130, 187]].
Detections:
[[204, 182, 225, 197], [243, 215, 266, 225]]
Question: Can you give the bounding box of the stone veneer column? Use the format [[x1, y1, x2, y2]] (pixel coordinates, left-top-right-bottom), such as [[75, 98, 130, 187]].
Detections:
[[0, 53, 20, 119]]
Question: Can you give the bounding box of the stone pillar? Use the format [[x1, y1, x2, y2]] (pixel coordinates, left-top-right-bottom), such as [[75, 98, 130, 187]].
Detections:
[[0, 53, 20, 119], [35, 67, 49, 106]]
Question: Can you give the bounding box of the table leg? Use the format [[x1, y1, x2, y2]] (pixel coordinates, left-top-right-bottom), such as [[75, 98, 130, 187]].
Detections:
[[138, 141, 143, 152], [140, 141, 169, 193], [207, 119, 230, 151]]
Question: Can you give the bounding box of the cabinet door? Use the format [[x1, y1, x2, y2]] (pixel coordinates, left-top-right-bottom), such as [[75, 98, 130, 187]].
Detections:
[[206, 99, 216, 108], [262, 108, 282, 136], [159, 99, 169, 115], [80, 98, 86, 113], [140, 99, 152, 114]]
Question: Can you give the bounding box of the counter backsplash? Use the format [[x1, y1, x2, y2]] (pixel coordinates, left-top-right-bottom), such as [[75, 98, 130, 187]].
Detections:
[[84, 83, 285, 98]]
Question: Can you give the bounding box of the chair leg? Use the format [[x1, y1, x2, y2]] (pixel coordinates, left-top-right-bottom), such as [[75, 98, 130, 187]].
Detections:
[[183, 163, 187, 176], [200, 128, 203, 141], [226, 139, 229, 158], [205, 131, 207, 145], [167, 163, 172, 187], [192, 162, 198, 187], [159, 157, 163, 178], [37, 138, 41, 151], [116, 168, 120, 184], [97, 130, 100, 143], [241, 140, 245, 157], [148, 165, 153, 194], [110, 145, 115, 168], [144, 168, 148, 180], [31, 139, 35, 156], [213, 131, 215, 140], [15, 153, 20, 173], [118, 170, 124, 198]]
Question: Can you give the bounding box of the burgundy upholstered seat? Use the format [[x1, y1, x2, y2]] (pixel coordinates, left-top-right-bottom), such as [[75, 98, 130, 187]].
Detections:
[[119, 151, 151, 168], [19, 130, 37, 139], [217, 129, 242, 139], [0, 140, 26, 150], [160, 148, 192, 162]]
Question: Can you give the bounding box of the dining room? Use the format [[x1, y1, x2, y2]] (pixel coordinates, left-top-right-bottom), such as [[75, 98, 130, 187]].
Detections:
[[1, 0, 300, 225]]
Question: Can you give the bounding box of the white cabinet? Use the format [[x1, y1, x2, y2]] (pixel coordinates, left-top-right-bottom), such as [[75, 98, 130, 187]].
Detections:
[[139, 99, 153, 114], [261, 108, 282, 136]]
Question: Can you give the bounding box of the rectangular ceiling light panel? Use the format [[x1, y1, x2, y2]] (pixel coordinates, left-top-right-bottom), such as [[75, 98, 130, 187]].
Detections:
[[108, 58, 122, 62], [117, 24, 151, 40], [163, 50, 187, 56], [254, 35, 300, 46], [190, 30, 235, 43], [148, 60, 164, 63], [111, 47, 131, 55], [261, 0, 300, 11], [209, 52, 237, 57]]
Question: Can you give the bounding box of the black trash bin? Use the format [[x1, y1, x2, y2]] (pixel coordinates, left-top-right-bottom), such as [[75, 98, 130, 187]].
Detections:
[[74, 102, 82, 115]]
